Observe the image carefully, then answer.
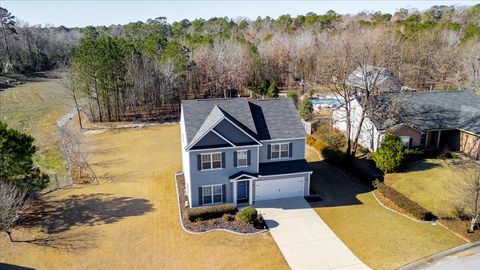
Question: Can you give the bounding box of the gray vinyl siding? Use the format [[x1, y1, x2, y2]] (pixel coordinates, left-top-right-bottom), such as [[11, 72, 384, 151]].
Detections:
[[189, 146, 258, 207], [258, 138, 305, 163], [213, 119, 257, 145]]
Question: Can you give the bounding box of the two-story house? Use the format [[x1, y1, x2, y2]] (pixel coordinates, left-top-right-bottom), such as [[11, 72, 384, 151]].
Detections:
[[180, 98, 313, 207]]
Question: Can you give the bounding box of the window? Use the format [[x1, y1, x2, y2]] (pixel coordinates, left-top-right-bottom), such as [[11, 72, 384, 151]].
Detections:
[[237, 150, 248, 167], [202, 185, 223, 205], [271, 143, 289, 159], [201, 152, 222, 170]]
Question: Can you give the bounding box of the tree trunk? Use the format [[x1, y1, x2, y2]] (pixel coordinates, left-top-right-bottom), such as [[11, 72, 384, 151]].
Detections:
[[72, 87, 83, 129], [469, 214, 478, 233], [6, 230, 13, 242]]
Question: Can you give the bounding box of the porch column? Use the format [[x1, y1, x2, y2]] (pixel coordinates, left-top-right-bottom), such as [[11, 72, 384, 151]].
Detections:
[[436, 130, 442, 149], [248, 180, 253, 205], [232, 181, 237, 205]]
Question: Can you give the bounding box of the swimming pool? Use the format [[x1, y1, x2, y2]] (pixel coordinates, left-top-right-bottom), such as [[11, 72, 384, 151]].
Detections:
[[310, 97, 342, 107]]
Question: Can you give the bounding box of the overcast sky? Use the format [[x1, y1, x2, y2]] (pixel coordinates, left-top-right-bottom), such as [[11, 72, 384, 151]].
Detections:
[[2, 1, 478, 27]]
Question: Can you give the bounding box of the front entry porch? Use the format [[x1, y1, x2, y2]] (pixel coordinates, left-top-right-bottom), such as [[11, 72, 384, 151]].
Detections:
[[230, 172, 256, 205]]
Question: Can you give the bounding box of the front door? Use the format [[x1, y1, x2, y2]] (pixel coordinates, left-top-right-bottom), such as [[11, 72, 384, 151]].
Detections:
[[237, 180, 249, 203]]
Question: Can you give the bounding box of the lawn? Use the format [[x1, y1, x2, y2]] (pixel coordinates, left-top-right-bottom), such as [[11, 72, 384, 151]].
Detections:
[[0, 79, 73, 174], [385, 159, 457, 218], [0, 124, 288, 270], [305, 148, 465, 270]]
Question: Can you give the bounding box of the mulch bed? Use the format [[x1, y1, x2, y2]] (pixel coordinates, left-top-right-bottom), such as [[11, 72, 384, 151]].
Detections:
[[175, 174, 267, 234], [439, 218, 480, 242]]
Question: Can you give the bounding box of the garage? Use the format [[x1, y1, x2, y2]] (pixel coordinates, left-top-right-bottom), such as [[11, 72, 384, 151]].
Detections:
[[255, 177, 304, 201]]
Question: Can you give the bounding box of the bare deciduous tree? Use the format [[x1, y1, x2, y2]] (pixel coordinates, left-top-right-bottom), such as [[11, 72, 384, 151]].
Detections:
[[451, 163, 480, 233], [0, 183, 30, 242]]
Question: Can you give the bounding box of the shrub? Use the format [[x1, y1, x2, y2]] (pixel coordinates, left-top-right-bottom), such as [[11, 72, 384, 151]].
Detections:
[[299, 98, 313, 120], [314, 126, 346, 150], [373, 180, 437, 221], [187, 203, 237, 222], [373, 133, 405, 173], [236, 206, 258, 223], [222, 213, 234, 222], [321, 145, 345, 166]]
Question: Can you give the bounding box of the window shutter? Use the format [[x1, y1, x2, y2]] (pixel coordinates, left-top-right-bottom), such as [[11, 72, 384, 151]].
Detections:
[[233, 151, 237, 167], [289, 143, 293, 157], [222, 184, 226, 203], [198, 187, 203, 206], [197, 154, 201, 170], [222, 152, 226, 168], [247, 150, 251, 166], [267, 144, 271, 159]]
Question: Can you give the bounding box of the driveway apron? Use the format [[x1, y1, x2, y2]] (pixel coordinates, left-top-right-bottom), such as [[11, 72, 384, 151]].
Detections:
[[256, 197, 370, 270]]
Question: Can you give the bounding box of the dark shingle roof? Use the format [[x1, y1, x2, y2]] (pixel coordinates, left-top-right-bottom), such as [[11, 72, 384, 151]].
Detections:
[[259, 160, 312, 176], [182, 98, 306, 146], [249, 99, 306, 140], [367, 91, 480, 135]]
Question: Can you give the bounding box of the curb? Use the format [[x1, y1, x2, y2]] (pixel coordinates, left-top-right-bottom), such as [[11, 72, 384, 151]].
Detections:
[[398, 241, 480, 270], [174, 172, 268, 236]]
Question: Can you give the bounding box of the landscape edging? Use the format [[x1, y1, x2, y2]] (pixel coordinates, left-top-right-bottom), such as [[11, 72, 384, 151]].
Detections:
[[174, 172, 268, 236]]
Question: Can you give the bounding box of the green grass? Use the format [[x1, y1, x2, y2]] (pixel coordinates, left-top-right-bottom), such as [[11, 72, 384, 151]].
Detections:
[[0, 79, 73, 173], [305, 149, 465, 270], [386, 159, 457, 218]]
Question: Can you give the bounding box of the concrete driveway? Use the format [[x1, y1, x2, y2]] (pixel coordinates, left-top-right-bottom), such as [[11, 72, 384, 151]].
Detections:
[[256, 197, 370, 270]]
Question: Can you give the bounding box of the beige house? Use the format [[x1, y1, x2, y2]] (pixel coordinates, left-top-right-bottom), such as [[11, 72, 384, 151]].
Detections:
[[333, 91, 480, 160]]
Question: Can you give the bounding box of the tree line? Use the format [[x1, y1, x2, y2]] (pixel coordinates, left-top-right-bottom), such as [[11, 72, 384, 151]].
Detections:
[[1, 5, 480, 121]]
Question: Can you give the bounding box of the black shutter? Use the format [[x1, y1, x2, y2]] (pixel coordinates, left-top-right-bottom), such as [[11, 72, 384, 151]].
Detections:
[[233, 151, 237, 167], [222, 152, 226, 168], [198, 187, 203, 206], [267, 144, 271, 159], [247, 150, 251, 166], [222, 184, 226, 203], [197, 154, 201, 170], [289, 143, 293, 157]]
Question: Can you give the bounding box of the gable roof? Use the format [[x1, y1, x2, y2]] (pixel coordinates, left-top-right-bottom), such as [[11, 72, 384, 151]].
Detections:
[[366, 90, 480, 135], [182, 98, 306, 148], [347, 65, 404, 93]]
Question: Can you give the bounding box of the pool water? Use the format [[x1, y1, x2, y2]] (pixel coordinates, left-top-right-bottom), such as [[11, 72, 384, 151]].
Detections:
[[310, 98, 342, 106]]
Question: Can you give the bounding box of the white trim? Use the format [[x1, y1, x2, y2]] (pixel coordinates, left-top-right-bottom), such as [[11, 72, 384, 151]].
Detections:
[[270, 142, 290, 160], [186, 117, 225, 150], [200, 152, 223, 171], [211, 129, 236, 147], [229, 174, 258, 182], [258, 171, 313, 177], [260, 137, 306, 142], [236, 149, 248, 168], [256, 145, 260, 172], [201, 184, 223, 205], [222, 117, 263, 145], [188, 145, 253, 152], [186, 116, 262, 150]]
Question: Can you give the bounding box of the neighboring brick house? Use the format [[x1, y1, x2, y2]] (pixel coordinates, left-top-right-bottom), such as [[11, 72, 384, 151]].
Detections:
[[180, 98, 312, 207]]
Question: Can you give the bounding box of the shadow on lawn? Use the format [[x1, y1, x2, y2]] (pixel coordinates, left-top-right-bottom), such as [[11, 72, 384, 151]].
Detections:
[[398, 159, 441, 173], [308, 161, 371, 208], [22, 193, 154, 234]]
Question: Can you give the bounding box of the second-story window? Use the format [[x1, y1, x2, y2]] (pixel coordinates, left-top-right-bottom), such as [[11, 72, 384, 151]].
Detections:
[[201, 152, 222, 170], [237, 150, 248, 167], [271, 143, 289, 159]]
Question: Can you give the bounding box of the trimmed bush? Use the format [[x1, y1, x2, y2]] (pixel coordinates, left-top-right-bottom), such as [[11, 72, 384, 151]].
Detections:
[[373, 180, 437, 221], [187, 203, 237, 222], [373, 133, 405, 173], [236, 206, 258, 223], [306, 135, 327, 153]]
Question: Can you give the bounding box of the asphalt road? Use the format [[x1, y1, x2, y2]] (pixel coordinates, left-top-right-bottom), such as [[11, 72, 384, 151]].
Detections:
[[422, 246, 480, 270]]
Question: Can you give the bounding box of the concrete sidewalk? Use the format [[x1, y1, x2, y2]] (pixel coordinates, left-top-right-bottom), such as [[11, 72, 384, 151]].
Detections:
[[256, 197, 370, 270]]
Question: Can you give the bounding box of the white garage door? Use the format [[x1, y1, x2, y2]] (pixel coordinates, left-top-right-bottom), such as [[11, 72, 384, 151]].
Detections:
[[255, 177, 304, 201]]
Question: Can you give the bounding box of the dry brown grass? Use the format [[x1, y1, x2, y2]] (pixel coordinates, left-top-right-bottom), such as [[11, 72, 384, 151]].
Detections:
[[0, 124, 287, 270]]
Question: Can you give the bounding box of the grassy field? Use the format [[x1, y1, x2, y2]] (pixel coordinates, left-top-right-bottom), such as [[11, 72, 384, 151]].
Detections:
[[0, 79, 73, 173], [305, 148, 465, 270], [386, 159, 457, 218], [0, 125, 288, 270]]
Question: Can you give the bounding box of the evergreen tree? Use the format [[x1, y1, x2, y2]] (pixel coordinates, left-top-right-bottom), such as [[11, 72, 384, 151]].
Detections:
[[0, 122, 49, 194], [373, 133, 405, 173], [267, 82, 279, 98], [298, 98, 313, 120]]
